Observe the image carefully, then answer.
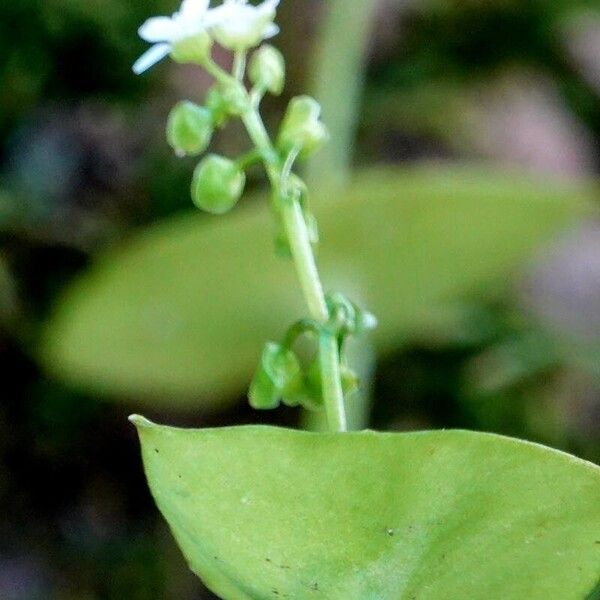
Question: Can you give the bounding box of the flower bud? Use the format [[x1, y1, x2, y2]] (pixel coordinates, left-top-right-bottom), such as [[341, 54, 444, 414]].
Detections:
[[171, 31, 213, 65], [218, 80, 249, 116], [249, 45, 285, 95], [249, 343, 302, 410], [166, 101, 214, 157], [191, 154, 245, 215], [277, 96, 329, 159], [205, 81, 249, 121]]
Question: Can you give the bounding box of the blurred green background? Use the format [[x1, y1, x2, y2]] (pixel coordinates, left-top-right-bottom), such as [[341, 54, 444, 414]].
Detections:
[[2, 0, 600, 598]]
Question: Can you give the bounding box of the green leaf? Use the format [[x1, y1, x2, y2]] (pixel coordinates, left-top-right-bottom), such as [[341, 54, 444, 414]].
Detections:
[[41, 166, 596, 408], [131, 418, 600, 599]]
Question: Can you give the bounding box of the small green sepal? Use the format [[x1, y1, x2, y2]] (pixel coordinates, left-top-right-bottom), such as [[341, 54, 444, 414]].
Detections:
[[166, 101, 214, 157], [249, 45, 285, 96], [191, 154, 245, 215], [171, 32, 213, 66]]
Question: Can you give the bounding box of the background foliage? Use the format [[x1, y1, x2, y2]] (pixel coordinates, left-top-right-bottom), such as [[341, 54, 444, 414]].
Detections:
[[2, 0, 600, 598]]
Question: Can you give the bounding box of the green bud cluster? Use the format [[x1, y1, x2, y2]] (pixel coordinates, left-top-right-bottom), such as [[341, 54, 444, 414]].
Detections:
[[165, 84, 250, 215], [164, 44, 328, 221], [159, 41, 375, 422], [249, 339, 324, 412], [249, 292, 376, 414]]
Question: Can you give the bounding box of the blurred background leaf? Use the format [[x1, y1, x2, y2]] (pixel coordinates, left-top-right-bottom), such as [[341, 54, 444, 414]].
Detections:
[[41, 165, 596, 410]]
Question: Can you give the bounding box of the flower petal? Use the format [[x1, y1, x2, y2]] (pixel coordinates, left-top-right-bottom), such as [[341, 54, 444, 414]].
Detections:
[[263, 23, 280, 39], [204, 1, 233, 25], [260, 0, 281, 12], [132, 43, 172, 75], [179, 0, 210, 20], [139, 17, 177, 42], [204, 6, 227, 28]]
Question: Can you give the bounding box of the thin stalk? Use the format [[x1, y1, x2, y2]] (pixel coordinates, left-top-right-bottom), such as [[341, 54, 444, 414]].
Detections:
[[232, 50, 247, 81], [301, 0, 379, 432], [234, 149, 263, 171], [202, 59, 235, 86], [279, 196, 328, 323], [240, 104, 347, 432], [319, 332, 347, 432], [240, 109, 279, 174]]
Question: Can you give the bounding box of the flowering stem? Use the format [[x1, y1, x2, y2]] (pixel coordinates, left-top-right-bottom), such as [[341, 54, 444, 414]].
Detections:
[[199, 57, 348, 432], [233, 50, 247, 81], [240, 104, 347, 433], [319, 331, 348, 432], [279, 195, 328, 322]]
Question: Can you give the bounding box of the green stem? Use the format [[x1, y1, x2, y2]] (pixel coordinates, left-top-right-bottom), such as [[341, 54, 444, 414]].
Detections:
[[233, 50, 247, 81], [234, 149, 263, 171], [240, 105, 347, 433], [203, 59, 234, 86], [319, 332, 348, 432], [240, 109, 279, 174], [279, 197, 328, 322]]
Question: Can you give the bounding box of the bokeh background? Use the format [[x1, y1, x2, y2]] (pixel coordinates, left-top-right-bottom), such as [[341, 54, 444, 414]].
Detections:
[[2, 0, 600, 598]]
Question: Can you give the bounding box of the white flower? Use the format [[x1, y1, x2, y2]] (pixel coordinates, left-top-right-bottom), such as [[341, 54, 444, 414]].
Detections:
[[209, 0, 281, 51], [133, 0, 219, 74]]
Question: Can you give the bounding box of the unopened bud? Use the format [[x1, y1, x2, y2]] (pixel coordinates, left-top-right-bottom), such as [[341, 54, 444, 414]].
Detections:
[[191, 154, 245, 214], [277, 96, 329, 159], [217, 80, 249, 117], [167, 101, 213, 157], [249, 45, 285, 95]]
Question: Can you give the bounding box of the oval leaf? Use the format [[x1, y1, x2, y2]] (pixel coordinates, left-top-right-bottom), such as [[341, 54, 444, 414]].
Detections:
[[132, 418, 600, 599], [42, 166, 596, 407]]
